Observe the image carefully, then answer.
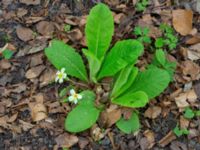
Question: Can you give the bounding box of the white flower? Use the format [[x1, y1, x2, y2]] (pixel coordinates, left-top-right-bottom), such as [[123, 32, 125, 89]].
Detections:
[[55, 68, 67, 83], [68, 89, 82, 104]]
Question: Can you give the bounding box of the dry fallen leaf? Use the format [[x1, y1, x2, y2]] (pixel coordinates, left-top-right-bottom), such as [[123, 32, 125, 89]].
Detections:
[[36, 21, 54, 36], [16, 27, 34, 42], [68, 29, 83, 41], [55, 133, 78, 148], [144, 106, 162, 119], [25, 65, 45, 79], [144, 130, 155, 149], [29, 102, 47, 122], [19, 0, 40, 5], [175, 93, 190, 108], [39, 68, 56, 87], [187, 43, 200, 60], [159, 131, 176, 147], [180, 116, 189, 129], [172, 9, 193, 36], [100, 105, 121, 127]]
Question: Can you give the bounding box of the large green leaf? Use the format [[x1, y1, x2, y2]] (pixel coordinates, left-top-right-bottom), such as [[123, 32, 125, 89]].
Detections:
[[85, 3, 114, 60], [65, 91, 100, 133], [116, 112, 140, 134], [129, 66, 170, 99], [82, 49, 101, 83], [45, 40, 88, 81], [112, 91, 148, 108], [111, 65, 138, 98], [97, 40, 143, 80]]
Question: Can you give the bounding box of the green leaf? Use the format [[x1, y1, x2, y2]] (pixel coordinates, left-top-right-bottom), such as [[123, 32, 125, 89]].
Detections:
[[111, 66, 138, 98], [112, 91, 148, 108], [134, 26, 142, 36], [155, 38, 164, 48], [195, 110, 200, 116], [45, 40, 88, 81], [155, 49, 166, 66], [82, 49, 101, 83], [128, 66, 170, 99], [65, 91, 100, 133], [85, 3, 114, 60], [184, 107, 195, 119], [173, 125, 183, 137], [116, 112, 140, 134], [2, 49, 14, 59], [59, 88, 67, 97], [97, 40, 144, 80]]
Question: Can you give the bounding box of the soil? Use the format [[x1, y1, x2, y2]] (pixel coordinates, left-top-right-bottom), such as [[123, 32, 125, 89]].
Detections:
[[1, 0, 200, 150]]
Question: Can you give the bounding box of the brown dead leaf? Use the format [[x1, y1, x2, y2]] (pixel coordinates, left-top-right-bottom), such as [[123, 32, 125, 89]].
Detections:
[[19, 120, 34, 131], [144, 130, 155, 149], [0, 59, 11, 69], [78, 137, 89, 149], [181, 60, 200, 80], [100, 105, 121, 127], [19, 0, 40, 5], [180, 116, 189, 129], [30, 103, 47, 122], [55, 133, 78, 148], [7, 113, 18, 123], [91, 125, 106, 141], [159, 131, 176, 147], [186, 36, 200, 45], [175, 93, 189, 108], [187, 43, 200, 60], [25, 65, 45, 79], [114, 13, 126, 24], [36, 21, 54, 36], [144, 106, 162, 119], [68, 29, 83, 41], [17, 8, 28, 17], [16, 27, 34, 42], [39, 68, 56, 87], [172, 9, 193, 36]]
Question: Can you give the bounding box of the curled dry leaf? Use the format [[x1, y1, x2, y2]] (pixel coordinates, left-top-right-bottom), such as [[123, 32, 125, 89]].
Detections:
[[172, 9, 193, 36], [39, 68, 56, 87], [144, 130, 155, 149], [36, 21, 54, 36], [180, 116, 189, 129], [144, 106, 162, 119], [55, 133, 78, 148], [67, 29, 83, 41], [16, 27, 34, 42], [91, 125, 106, 141]]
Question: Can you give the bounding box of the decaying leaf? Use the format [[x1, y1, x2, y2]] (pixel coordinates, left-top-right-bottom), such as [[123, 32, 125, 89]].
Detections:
[[55, 133, 78, 148], [144, 130, 155, 149], [172, 9, 193, 36], [16, 27, 34, 42], [187, 43, 200, 60], [25, 65, 45, 79], [99, 105, 121, 127], [36, 21, 54, 36], [159, 131, 176, 147], [19, 0, 40, 5], [144, 106, 162, 119]]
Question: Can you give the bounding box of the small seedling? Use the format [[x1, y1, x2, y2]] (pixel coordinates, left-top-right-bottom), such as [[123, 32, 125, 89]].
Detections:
[[133, 26, 151, 44], [1, 49, 14, 59], [135, 0, 149, 12], [64, 24, 71, 32], [45, 3, 175, 134], [173, 124, 189, 137], [183, 107, 200, 119]]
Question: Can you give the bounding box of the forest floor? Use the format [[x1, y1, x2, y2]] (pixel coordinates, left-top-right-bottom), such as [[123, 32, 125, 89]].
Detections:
[[1, 0, 200, 150]]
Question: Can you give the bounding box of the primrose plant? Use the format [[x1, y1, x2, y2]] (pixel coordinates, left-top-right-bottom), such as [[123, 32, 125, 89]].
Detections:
[[45, 3, 175, 134]]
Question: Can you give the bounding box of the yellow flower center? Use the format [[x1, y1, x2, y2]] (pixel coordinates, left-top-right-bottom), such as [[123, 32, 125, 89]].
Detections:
[[73, 93, 78, 99], [58, 73, 63, 79]]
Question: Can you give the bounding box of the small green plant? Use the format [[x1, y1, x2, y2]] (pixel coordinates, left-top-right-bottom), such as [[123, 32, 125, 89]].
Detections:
[[45, 3, 175, 134], [183, 107, 200, 119], [64, 24, 71, 32], [173, 124, 189, 137], [156, 24, 178, 51], [1, 49, 14, 59], [133, 26, 151, 44], [135, 0, 149, 12]]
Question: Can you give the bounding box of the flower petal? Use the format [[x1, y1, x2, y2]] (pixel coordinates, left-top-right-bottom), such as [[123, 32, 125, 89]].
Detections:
[[74, 99, 78, 104], [68, 96, 74, 102], [63, 73, 67, 79], [59, 78, 63, 84], [55, 76, 59, 82], [70, 89, 75, 95], [77, 94, 82, 100], [56, 71, 60, 75], [61, 68, 65, 73]]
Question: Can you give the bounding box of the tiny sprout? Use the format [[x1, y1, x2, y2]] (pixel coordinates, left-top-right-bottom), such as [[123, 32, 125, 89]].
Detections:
[[55, 68, 67, 83], [68, 89, 82, 104]]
